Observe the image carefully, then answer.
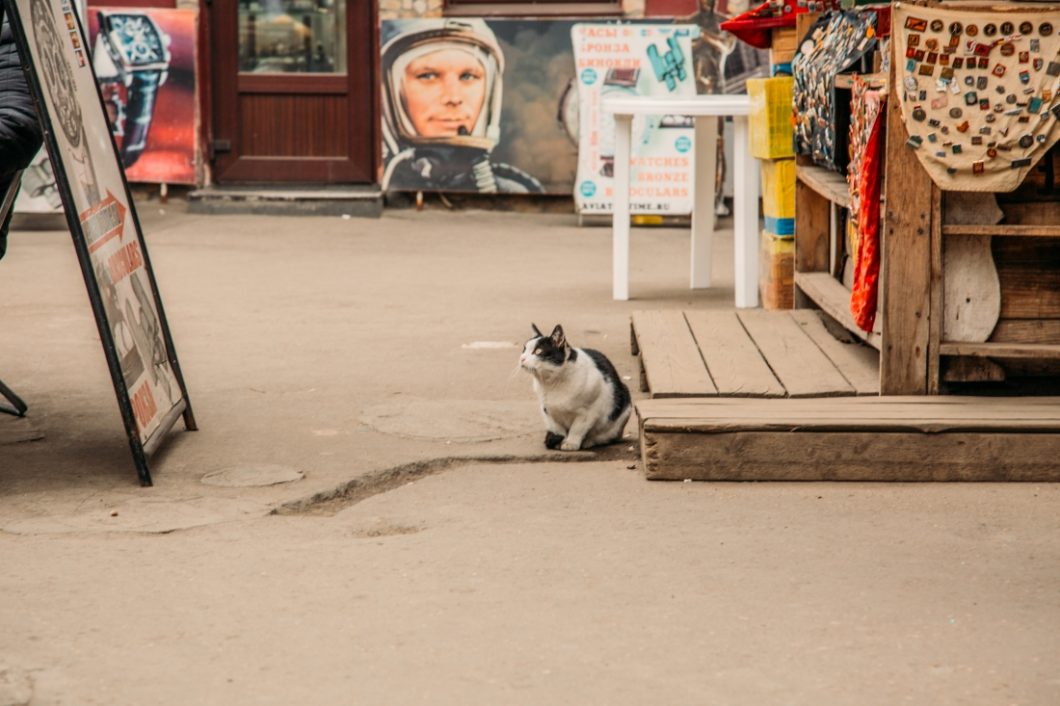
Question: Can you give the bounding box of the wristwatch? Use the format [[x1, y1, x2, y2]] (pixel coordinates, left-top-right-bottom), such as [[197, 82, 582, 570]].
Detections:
[[93, 11, 171, 167]]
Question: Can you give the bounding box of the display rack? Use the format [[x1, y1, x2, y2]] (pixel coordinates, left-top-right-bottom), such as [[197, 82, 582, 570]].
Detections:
[[792, 3, 1060, 395]]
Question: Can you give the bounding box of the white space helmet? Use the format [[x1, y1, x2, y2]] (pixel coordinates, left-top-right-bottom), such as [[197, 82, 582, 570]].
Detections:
[[381, 19, 505, 155]]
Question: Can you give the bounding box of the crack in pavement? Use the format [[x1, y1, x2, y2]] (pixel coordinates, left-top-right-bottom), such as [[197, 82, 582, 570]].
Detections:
[[273, 445, 638, 517]]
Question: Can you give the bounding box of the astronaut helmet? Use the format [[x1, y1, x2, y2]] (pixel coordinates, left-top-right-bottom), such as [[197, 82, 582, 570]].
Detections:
[[381, 18, 505, 156]]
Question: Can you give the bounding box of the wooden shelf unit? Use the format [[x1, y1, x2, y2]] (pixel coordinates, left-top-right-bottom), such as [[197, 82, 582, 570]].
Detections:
[[797, 164, 851, 208], [791, 5, 1060, 395], [794, 271, 881, 349]]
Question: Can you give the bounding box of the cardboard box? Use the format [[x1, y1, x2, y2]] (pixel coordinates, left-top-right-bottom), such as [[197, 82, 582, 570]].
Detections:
[[760, 229, 794, 310], [747, 76, 795, 159], [760, 157, 795, 236]]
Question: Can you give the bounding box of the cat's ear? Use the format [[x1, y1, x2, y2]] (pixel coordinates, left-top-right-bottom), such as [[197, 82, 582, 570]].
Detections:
[[531, 323, 544, 338], [550, 324, 566, 348]]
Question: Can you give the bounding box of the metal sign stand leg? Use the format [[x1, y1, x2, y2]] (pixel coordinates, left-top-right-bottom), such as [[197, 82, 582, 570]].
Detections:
[[0, 378, 28, 416]]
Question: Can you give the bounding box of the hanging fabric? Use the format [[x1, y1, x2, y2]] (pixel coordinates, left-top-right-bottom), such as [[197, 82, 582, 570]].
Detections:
[[849, 76, 886, 333]]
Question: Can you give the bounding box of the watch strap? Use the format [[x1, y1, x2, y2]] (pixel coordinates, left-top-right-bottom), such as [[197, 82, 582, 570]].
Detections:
[[120, 70, 162, 167]]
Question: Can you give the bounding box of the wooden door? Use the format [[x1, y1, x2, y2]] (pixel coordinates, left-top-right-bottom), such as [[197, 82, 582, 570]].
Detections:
[[210, 0, 376, 183]]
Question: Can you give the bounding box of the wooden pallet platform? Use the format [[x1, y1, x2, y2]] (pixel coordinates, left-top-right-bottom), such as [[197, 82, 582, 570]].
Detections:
[[631, 309, 879, 399], [637, 396, 1060, 482]]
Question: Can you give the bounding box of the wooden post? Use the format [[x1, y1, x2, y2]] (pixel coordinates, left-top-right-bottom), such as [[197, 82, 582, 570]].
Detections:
[[880, 42, 933, 395], [928, 185, 943, 394]]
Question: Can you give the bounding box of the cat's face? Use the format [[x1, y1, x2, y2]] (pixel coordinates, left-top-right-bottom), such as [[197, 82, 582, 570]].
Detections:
[[519, 324, 569, 375]]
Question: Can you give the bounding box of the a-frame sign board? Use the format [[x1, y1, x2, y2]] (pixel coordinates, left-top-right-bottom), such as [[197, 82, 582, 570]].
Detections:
[[2, 0, 196, 485]]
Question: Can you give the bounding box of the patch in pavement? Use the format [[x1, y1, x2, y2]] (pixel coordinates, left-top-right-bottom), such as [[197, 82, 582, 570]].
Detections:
[[1, 496, 272, 536], [349, 519, 425, 538], [0, 665, 33, 706], [201, 463, 304, 487], [360, 399, 539, 443]]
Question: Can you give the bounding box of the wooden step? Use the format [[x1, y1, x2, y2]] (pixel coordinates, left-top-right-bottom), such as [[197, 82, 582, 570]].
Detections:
[[630, 311, 716, 397], [637, 396, 1060, 482], [790, 310, 879, 395], [684, 311, 784, 397], [631, 309, 879, 399], [738, 310, 855, 397]]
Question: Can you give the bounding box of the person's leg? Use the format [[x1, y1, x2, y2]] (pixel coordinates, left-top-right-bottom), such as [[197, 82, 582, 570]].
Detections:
[[0, 171, 18, 261]]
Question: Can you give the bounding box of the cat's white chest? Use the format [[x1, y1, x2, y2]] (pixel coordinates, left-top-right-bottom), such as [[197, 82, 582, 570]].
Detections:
[[533, 364, 597, 418]]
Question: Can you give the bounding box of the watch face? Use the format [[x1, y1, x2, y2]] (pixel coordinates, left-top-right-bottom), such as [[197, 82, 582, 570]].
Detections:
[[109, 15, 165, 65], [30, 0, 83, 146]]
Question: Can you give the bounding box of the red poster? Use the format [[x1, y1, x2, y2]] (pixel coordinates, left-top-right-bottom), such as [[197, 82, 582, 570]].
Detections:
[[87, 7, 200, 184]]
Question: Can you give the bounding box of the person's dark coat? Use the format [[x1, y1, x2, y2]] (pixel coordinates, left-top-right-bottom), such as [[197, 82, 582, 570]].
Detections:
[[1, 13, 45, 257]]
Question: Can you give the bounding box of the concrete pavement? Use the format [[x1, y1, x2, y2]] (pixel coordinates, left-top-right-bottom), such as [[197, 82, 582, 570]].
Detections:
[[0, 201, 1057, 705]]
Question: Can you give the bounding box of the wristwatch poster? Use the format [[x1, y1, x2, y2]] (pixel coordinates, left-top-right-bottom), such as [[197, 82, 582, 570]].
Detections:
[[92, 10, 171, 167]]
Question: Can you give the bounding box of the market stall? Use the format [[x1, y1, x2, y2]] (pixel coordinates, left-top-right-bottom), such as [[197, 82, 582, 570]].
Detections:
[[791, 0, 1060, 395]]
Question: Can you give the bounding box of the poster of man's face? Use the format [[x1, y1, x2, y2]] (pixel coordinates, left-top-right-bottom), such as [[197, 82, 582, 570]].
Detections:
[[380, 13, 767, 196]]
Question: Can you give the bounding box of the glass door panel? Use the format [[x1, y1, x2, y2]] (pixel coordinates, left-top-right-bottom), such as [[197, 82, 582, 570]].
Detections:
[[238, 0, 346, 74]]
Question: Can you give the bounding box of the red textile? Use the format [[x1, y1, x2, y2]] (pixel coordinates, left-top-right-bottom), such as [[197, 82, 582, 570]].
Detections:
[[850, 104, 884, 333]]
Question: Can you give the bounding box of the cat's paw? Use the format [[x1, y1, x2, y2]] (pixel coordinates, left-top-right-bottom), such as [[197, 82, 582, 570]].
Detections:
[[544, 432, 564, 450], [559, 438, 583, 451]]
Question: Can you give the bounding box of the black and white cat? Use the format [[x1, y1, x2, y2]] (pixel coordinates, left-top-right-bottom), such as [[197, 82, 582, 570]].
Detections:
[[519, 324, 632, 451]]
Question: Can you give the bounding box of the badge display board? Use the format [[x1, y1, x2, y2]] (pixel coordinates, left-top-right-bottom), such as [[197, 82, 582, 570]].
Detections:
[[2, 0, 196, 485], [894, 3, 1060, 192]]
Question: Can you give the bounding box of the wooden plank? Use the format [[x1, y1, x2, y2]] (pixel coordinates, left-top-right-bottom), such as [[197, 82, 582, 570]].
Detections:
[[944, 224, 1060, 238], [990, 320, 1060, 344], [641, 430, 1060, 482], [789, 310, 879, 395], [997, 271, 1060, 320], [737, 309, 854, 397], [939, 342, 1060, 359], [794, 272, 882, 349], [637, 396, 1060, 425], [794, 178, 830, 274], [929, 185, 943, 394], [684, 311, 785, 397], [796, 165, 851, 208], [630, 311, 716, 397], [881, 40, 933, 395], [942, 235, 1000, 343], [643, 414, 1060, 432], [992, 238, 1060, 320], [941, 357, 1006, 383], [998, 201, 1060, 226]]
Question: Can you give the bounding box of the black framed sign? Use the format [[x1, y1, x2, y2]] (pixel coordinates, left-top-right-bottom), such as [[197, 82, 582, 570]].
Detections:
[[2, 0, 196, 485]]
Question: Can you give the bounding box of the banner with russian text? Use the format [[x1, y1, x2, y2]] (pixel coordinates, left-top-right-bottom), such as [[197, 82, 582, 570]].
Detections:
[[572, 23, 699, 215]]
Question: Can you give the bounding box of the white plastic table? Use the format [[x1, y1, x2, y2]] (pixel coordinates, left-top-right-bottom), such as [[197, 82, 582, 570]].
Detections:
[[603, 95, 759, 307]]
